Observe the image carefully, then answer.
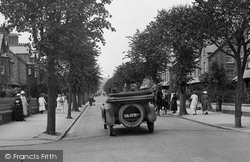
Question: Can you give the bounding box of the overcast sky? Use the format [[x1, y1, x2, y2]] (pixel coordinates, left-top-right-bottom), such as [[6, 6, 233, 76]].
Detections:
[[0, 0, 194, 78]]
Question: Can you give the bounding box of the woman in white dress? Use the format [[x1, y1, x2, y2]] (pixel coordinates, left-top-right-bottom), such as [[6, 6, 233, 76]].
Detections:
[[38, 93, 47, 113], [56, 94, 64, 114], [20, 91, 28, 116], [190, 91, 199, 115], [62, 94, 68, 114]]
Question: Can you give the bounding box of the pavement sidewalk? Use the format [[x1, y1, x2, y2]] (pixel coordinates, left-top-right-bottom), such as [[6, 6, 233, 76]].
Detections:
[[169, 108, 250, 133], [0, 105, 88, 147]]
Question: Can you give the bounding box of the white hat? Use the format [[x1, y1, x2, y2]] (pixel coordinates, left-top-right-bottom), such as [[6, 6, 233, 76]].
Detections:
[[203, 91, 207, 94], [21, 91, 25, 94], [16, 93, 21, 96]]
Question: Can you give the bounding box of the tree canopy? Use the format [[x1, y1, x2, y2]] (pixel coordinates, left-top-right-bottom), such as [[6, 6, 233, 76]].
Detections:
[[0, 0, 114, 134], [193, 0, 250, 127]]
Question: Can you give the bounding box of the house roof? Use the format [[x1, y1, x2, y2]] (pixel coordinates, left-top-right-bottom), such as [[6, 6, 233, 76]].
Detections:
[[159, 81, 169, 86], [9, 46, 30, 54], [188, 77, 200, 84], [233, 69, 250, 80]]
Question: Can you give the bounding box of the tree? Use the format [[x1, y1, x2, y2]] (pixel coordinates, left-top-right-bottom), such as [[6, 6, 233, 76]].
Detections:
[[194, 0, 250, 127], [126, 23, 171, 83], [0, 0, 114, 134], [155, 5, 205, 115], [199, 62, 232, 111], [103, 77, 116, 94], [113, 62, 146, 91]]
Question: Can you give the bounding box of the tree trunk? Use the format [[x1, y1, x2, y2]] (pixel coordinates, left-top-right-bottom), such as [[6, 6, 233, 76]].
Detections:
[[77, 92, 81, 107], [179, 83, 188, 116], [46, 53, 56, 135], [72, 92, 80, 111], [82, 92, 85, 105], [235, 76, 243, 127], [66, 85, 72, 119]]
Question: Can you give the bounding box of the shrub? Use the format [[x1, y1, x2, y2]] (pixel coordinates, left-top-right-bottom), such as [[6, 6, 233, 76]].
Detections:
[[3, 87, 20, 98]]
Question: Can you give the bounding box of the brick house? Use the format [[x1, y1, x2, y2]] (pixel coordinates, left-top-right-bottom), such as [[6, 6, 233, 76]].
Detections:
[[0, 25, 45, 96]]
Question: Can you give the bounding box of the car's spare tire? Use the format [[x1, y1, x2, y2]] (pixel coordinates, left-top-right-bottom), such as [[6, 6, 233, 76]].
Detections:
[[118, 104, 145, 128]]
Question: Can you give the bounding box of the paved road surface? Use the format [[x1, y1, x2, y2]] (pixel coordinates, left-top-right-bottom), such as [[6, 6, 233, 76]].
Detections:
[[1, 96, 250, 162]]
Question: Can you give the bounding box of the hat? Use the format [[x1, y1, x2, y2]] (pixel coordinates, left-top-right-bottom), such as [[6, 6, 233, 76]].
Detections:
[[21, 91, 25, 94], [16, 93, 21, 96], [203, 91, 207, 94]]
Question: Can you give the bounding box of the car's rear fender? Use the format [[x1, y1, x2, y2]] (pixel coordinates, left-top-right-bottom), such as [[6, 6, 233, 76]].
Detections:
[[104, 106, 115, 125], [143, 103, 156, 122]]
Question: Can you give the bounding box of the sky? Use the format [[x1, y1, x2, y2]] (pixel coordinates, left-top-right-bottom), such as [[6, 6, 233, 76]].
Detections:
[[0, 0, 194, 78]]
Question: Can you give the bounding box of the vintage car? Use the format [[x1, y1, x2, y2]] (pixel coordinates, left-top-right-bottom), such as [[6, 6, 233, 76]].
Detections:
[[101, 90, 156, 136]]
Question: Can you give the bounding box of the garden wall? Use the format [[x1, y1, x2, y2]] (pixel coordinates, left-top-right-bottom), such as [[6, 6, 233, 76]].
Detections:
[[0, 98, 39, 124]]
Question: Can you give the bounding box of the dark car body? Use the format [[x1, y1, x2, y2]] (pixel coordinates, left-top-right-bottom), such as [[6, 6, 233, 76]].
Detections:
[[101, 90, 156, 136]]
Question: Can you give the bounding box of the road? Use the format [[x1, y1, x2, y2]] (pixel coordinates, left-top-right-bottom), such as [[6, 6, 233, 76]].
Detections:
[[2, 96, 250, 162]]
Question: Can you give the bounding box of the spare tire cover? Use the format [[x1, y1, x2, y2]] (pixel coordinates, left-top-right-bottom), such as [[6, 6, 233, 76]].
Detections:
[[118, 104, 145, 128]]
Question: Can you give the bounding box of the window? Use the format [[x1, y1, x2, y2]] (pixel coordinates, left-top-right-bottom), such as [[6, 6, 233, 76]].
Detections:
[[35, 70, 38, 78], [204, 62, 207, 72], [7, 62, 10, 76], [166, 72, 169, 82], [28, 68, 32, 76], [226, 56, 233, 63], [11, 63, 14, 78], [247, 60, 250, 69], [194, 70, 197, 77], [226, 69, 234, 80], [1, 61, 6, 75]]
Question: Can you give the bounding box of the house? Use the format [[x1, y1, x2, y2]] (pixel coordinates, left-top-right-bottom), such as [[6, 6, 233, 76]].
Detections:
[[0, 25, 45, 97], [0, 25, 12, 90]]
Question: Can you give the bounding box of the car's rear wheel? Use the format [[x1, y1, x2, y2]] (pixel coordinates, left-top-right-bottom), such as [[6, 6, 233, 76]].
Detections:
[[147, 121, 154, 133], [118, 104, 145, 128]]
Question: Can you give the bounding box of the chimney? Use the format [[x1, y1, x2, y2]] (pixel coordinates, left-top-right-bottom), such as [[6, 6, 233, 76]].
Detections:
[[9, 33, 19, 46]]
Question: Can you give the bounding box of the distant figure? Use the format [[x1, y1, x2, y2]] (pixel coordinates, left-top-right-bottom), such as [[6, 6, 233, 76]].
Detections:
[[38, 93, 47, 114], [201, 91, 210, 115], [20, 91, 28, 117], [190, 91, 199, 115], [62, 93, 68, 114], [56, 94, 64, 113], [170, 92, 178, 113], [12, 93, 25, 121], [162, 89, 169, 115], [154, 85, 163, 116]]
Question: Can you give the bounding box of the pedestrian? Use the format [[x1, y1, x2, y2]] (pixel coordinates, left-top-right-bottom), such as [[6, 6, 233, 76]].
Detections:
[[20, 91, 28, 117], [62, 93, 68, 114], [38, 93, 47, 114], [44, 93, 48, 110], [56, 94, 64, 113], [151, 83, 157, 93], [12, 93, 25, 121], [189, 91, 199, 115], [170, 92, 178, 113], [162, 89, 169, 115], [201, 91, 210, 115], [154, 85, 163, 116]]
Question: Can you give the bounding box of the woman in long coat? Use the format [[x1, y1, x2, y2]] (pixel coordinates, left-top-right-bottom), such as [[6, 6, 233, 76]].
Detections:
[[154, 85, 163, 116], [170, 93, 178, 113], [12, 93, 24, 121], [201, 91, 210, 115]]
